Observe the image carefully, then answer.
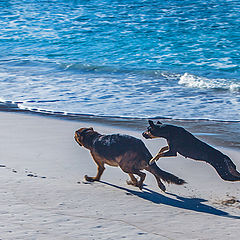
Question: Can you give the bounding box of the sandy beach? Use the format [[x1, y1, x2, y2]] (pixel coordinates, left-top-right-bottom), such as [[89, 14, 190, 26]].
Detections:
[[1, 111, 240, 240]]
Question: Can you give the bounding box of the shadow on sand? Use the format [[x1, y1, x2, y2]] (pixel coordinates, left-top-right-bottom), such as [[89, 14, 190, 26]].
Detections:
[[99, 181, 240, 219]]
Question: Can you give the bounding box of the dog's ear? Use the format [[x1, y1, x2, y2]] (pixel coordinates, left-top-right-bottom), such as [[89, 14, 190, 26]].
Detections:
[[148, 120, 155, 128], [157, 121, 162, 125]]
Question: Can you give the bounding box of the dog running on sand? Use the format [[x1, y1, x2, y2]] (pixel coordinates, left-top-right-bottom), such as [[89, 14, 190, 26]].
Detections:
[[74, 127, 185, 191], [142, 120, 240, 181]]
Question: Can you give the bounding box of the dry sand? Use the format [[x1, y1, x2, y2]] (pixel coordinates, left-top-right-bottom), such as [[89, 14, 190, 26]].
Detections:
[[0, 111, 240, 240]]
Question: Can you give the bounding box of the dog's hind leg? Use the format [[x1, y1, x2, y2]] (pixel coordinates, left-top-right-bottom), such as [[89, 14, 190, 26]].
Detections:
[[126, 173, 139, 187], [122, 169, 146, 190], [132, 170, 146, 190], [127, 173, 138, 185], [145, 163, 185, 191], [155, 177, 166, 192], [145, 165, 166, 191]]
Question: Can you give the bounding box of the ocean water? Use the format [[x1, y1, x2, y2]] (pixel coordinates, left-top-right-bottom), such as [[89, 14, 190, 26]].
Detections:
[[0, 0, 240, 122]]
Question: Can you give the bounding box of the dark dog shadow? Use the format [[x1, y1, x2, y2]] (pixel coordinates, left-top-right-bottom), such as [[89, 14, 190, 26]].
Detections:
[[99, 180, 240, 219]]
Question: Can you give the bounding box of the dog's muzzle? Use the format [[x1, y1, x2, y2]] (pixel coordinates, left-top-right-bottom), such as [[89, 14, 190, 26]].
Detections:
[[74, 133, 82, 146], [142, 132, 151, 139]]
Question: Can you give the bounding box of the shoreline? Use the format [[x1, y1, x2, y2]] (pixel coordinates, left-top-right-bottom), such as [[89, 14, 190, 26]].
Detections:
[[1, 108, 240, 150]]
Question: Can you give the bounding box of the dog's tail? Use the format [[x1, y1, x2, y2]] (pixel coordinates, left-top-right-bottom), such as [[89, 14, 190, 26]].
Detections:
[[146, 163, 186, 185], [210, 156, 240, 181]]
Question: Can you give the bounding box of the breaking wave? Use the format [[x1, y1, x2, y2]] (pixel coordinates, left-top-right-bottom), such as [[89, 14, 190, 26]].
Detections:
[[179, 73, 240, 92]]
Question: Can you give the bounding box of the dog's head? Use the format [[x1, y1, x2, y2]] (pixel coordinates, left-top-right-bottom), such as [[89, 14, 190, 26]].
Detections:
[[142, 120, 168, 139], [74, 127, 94, 147]]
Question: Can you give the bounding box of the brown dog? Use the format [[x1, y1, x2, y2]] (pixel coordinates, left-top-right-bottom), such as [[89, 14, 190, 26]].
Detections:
[[75, 127, 185, 191], [143, 120, 240, 181]]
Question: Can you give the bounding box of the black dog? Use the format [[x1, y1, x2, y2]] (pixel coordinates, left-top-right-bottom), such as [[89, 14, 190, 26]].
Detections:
[[142, 120, 240, 181], [75, 127, 185, 191]]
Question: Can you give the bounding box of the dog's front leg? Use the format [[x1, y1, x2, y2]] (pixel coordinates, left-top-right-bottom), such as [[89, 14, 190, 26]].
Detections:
[[149, 146, 169, 165], [149, 146, 177, 165], [85, 164, 105, 182]]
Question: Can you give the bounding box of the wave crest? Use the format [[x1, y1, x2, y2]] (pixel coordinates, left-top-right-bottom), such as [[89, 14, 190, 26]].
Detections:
[[179, 73, 240, 92]]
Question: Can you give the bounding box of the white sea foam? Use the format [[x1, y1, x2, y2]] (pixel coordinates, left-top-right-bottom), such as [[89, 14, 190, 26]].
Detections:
[[179, 73, 240, 92], [0, 59, 240, 121]]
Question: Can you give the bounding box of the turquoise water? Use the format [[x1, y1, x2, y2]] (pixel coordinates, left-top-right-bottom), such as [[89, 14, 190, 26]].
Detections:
[[0, 0, 240, 120]]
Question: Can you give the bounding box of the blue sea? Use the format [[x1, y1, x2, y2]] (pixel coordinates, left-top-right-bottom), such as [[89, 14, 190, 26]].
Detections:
[[0, 0, 240, 141]]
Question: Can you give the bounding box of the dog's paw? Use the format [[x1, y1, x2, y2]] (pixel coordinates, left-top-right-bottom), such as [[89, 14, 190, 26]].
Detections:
[[149, 159, 155, 165], [126, 180, 144, 190], [158, 183, 166, 192], [84, 175, 96, 182], [126, 180, 138, 187], [138, 183, 143, 190]]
